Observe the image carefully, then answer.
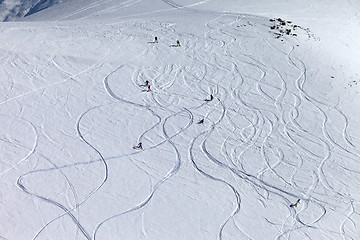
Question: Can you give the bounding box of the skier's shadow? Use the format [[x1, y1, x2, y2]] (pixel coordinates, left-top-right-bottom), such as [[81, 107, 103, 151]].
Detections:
[[148, 41, 157, 44], [169, 44, 180, 47]]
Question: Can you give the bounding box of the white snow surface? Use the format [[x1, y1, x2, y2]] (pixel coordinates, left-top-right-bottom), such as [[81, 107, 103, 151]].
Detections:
[[1, 0, 360, 239]]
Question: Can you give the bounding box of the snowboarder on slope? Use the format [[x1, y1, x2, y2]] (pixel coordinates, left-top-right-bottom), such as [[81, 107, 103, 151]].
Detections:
[[147, 85, 151, 92]]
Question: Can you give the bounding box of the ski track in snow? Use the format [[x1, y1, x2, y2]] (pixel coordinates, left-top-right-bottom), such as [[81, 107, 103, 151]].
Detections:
[[53, 0, 134, 21], [0, 119, 37, 176], [7, 46, 120, 240], [1, 1, 360, 239]]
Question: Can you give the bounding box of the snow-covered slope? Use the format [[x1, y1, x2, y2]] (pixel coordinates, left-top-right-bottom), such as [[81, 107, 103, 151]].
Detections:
[[1, 0, 359, 239], [0, 0, 61, 21]]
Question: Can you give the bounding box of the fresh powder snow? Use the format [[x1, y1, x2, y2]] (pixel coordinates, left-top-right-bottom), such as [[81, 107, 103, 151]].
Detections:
[[0, 0, 359, 239]]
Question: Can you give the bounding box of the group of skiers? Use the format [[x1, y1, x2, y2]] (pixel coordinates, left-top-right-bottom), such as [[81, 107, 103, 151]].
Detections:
[[134, 53, 303, 211], [134, 37, 217, 150], [134, 42, 302, 210], [133, 91, 215, 149], [152, 36, 181, 47], [140, 37, 182, 93]]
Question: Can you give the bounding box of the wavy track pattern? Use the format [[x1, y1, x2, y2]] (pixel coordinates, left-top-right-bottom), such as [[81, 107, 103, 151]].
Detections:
[[1, 3, 359, 240]]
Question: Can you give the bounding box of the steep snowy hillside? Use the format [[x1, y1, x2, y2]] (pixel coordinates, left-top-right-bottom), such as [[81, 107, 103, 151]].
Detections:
[[1, 0, 359, 239], [0, 0, 61, 21]]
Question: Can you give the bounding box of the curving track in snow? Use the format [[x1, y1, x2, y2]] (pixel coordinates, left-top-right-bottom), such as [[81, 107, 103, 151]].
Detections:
[[1, 1, 359, 239]]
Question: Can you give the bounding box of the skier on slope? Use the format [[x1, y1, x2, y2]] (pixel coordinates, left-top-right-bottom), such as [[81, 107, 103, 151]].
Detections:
[[133, 142, 143, 149], [176, 40, 181, 47], [290, 199, 300, 208], [205, 94, 213, 101], [198, 118, 204, 124], [154, 36, 158, 43]]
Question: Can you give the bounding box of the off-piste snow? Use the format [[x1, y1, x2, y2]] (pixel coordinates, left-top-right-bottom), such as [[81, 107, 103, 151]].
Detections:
[[0, 0, 360, 239]]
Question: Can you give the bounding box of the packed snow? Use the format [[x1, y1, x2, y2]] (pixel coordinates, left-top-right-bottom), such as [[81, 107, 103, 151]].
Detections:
[[1, 0, 360, 239]]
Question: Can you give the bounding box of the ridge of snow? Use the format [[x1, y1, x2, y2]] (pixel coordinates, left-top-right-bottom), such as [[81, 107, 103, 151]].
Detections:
[[0, 0, 61, 21]]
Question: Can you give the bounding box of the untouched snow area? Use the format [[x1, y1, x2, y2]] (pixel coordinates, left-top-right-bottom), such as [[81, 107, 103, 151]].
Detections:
[[1, 0, 360, 239]]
